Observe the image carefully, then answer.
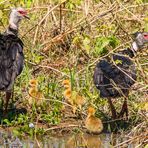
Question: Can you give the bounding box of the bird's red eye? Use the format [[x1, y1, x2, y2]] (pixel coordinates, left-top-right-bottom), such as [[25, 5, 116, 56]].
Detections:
[[18, 10, 27, 16], [144, 34, 148, 40]]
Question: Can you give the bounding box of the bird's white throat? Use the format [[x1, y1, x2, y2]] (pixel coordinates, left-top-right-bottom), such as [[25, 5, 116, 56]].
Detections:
[[6, 18, 19, 35], [131, 42, 139, 53], [9, 21, 18, 30]]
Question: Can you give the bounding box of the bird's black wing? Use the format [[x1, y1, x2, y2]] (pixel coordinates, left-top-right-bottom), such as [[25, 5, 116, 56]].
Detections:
[[0, 34, 24, 91], [94, 59, 120, 79], [113, 52, 136, 87], [93, 63, 106, 96], [93, 59, 121, 97], [94, 49, 137, 98], [93, 65, 104, 87]]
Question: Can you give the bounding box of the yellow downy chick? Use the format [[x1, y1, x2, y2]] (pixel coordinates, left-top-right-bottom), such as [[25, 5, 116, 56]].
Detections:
[[62, 80, 76, 113], [29, 79, 38, 87], [75, 93, 85, 110], [63, 88, 73, 105], [62, 79, 71, 89], [71, 91, 85, 113], [61, 81, 74, 110], [62, 79, 85, 114], [28, 79, 45, 106], [85, 106, 103, 134], [62, 80, 73, 105]]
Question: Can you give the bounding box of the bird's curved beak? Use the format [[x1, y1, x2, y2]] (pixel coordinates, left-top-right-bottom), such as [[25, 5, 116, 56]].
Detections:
[[24, 14, 30, 20], [18, 10, 30, 20], [23, 11, 30, 20]]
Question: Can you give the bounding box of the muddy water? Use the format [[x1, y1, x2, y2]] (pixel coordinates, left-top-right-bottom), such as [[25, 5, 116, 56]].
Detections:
[[0, 131, 139, 148]]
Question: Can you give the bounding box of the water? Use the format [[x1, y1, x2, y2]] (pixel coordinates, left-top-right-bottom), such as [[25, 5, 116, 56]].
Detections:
[[0, 131, 142, 148]]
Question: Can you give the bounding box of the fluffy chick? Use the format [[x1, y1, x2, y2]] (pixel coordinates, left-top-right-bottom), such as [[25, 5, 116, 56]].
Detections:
[[71, 91, 86, 113], [28, 79, 45, 106], [62, 79, 71, 89], [62, 80, 73, 104], [62, 80, 85, 113], [85, 106, 103, 134]]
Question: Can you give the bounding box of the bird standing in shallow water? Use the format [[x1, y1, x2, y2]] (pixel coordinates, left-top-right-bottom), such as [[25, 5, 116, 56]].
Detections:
[[0, 8, 29, 115], [93, 32, 148, 119]]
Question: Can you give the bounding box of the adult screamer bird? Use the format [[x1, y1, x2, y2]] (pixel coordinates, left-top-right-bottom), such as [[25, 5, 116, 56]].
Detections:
[[93, 32, 148, 119], [0, 8, 29, 114]]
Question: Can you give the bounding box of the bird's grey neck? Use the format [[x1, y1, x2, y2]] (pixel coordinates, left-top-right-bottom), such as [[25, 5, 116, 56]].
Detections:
[[5, 18, 19, 36], [5, 25, 18, 36]]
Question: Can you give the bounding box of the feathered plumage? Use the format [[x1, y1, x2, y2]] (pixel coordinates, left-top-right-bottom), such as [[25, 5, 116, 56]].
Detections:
[[0, 7, 29, 114], [0, 34, 24, 91], [28, 79, 45, 106], [85, 106, 103, 134], [94, 48, 136, 98], [93, 32, 148, 119], [62, 79, 85, 114]]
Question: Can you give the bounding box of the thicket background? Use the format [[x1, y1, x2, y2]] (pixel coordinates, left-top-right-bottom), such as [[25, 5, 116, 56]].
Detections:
[[0, 0, 147, 141]]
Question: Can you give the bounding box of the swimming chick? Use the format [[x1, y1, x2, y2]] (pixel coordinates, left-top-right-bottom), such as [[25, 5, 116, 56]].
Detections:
[[85, 106, 103, 134]]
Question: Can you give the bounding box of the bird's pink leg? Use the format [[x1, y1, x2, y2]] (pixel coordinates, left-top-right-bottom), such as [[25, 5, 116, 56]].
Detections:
[[108, 98, 117, 119]]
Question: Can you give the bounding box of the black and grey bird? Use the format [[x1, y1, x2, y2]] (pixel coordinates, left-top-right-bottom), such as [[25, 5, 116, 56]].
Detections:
[[0, 8, 29, 115], [93, 32, 148, 119]]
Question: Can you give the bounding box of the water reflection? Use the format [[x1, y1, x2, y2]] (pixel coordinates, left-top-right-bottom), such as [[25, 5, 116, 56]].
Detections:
[[0, 131, 140, 148]]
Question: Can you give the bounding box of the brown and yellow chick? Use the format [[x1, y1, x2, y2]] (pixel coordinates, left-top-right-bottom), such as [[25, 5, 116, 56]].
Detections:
[[62, 79, 71, 89], [28, 79, 45, 106], [85, 106, 103, 134], [62, 80, 73, 105], [62, 79, 76, 113], [62, 80, 85, 114], [71, 91, 86, 113]]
